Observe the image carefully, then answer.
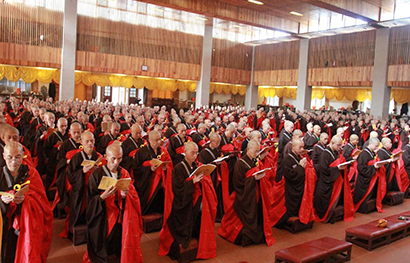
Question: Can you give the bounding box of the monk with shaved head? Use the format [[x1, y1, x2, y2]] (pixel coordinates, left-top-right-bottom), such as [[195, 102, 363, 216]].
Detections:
[[133, 129, 172, 215], [160, 141, 217, 261], [54, 122, 83, 215], [0, 142, 52, 262], [84, 144, 143, 262], [314, 135, 349, 223], [279, 138, 310, 223], [378, 137, 400, 192], [65, 131, 103, 237], [218, 139, 275, 246], [120, 124, 145, 171], [97, 122, 123, 155]]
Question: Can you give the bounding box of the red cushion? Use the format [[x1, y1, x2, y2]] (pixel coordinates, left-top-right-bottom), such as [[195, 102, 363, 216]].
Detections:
[[346, 223, 390, 238], [368, 219, 406, 231], [308, 237, 352, 254], [276, 244, 328, 263]]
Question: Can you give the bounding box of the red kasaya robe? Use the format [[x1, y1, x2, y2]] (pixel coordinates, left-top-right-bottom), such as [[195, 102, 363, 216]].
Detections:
[[217, 166, 275, 246], [6, 166, 53, 263], [314, 155, 355, 222], [83, 169, 143, 263], [353, 158, 387, 213], [159, 165, 218, 259]]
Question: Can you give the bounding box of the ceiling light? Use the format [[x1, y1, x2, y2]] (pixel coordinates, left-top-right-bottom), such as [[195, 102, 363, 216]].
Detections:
[[154, 8, 165, 12], [248, 0, 264, 5], [233, 25, 243, 28], [290, 11, 303, 16]]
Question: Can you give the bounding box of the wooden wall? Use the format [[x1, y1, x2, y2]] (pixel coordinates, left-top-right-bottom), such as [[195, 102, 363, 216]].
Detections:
[[254, 41, 299, 86], [210, 38, 252, 85], [254, 30, 378, 87], [255, 41, 300, 71], [76, 50, 201, 80], [77, 16, 203, 65], [0, 43, 61, 68], [309, 31, 376, 68], [0, 3, 63, 48], [389, 26, 410, 65]]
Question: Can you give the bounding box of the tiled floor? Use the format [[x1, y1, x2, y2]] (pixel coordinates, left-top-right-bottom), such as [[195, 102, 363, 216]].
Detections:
[[48, 200, 410, 263]]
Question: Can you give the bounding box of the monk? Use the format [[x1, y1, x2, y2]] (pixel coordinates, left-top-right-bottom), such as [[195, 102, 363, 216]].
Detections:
[[133, 130, 172, 215], [312, 132, 329, 169], [44, 117, 69, 192], [314, 136, 350, 222], [120, 124, 145, 171], [0, 142, 53, 262], [198, 132, 226, 219], [280, 139, 308, 221], [342, 134, 359, 161], [84, 144, 143, 263], [276, 120, 294, 182], [97, 122, 122, 155], [168, 123, 188, 166], [160, 142, 217, 261], [353, 137, 381, 213], [303, 123, 317, 151], [218, 139, 273, 246], [378, 138, 400, 192], [66, 131, 103, 236], [191, 123, 208, 150], [54, 122, 83, 215]]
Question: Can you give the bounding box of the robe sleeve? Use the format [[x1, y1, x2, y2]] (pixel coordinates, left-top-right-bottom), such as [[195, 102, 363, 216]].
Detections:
[[172, 165, 194, 207], [342, 146, 353, 161], [357, 154, 376, 179], [132, 148, 153, 206]]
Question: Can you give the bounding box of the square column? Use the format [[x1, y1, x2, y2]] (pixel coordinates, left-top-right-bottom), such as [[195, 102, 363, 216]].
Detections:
[[59, 0, 78, 101], [245, 46, 258, 110], [196, 23, 213, 109], [296, 39, 312, 111], [371, 28, 391, 119]]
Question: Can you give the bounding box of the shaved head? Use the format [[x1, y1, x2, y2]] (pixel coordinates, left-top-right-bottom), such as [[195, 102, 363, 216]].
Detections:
[[320, 132, 329, 140], [293, 129, 303, 139], [331, 135, 342, 144]]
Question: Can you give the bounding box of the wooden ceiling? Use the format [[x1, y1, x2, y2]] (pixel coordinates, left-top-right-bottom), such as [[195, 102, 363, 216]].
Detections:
[[135, 0, 407, 34]]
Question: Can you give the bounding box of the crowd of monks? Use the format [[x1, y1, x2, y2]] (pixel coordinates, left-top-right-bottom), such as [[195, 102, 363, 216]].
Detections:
[[1, 95, 410, 263]]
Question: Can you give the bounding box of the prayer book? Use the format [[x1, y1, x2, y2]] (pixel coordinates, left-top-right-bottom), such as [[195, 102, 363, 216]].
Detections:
[[150, 158, 171, 167], [81, 156, 103, 167], [213, 155, 230, 164], [375, 159, 392, 166], [352, 149, 362, 157], [337, 160, 355, 169], [0, 185, 29, 199], [258, 146, 272, 156], [98, 176, 131, 191], [391, 150, 404, 159], [189, 164, 216, 178], [252, 167, 273, 177]]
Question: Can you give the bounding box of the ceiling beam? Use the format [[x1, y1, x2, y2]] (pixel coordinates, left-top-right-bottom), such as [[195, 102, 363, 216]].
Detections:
[[310, 0, 380, 23], [134, 0, 300, 34]]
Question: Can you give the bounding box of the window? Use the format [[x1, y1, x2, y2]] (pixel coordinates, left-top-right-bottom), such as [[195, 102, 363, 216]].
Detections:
[[104, 86, 111, 96], [311, 96, 326, 110], [129, 88, 137, 97], [362, 99, 371, 112], [0, 78, 31, 93], [266, 96, 279, 107]]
